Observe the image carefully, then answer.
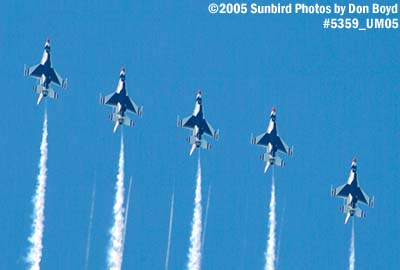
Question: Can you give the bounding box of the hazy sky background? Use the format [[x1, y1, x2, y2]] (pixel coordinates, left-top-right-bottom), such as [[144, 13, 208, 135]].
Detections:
[[0, 1, 399, 269]]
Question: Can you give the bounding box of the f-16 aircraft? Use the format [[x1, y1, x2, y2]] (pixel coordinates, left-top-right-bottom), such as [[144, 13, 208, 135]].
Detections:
[[24, 38, 67, 105], [99, 67, 143, 133], [177, 90, 219, 156], [331, 158, 374, 224], [251, 107, 293, 173]]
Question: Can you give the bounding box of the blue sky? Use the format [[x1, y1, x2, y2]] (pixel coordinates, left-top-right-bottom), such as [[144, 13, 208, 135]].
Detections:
[[0, 1, 399, 269]]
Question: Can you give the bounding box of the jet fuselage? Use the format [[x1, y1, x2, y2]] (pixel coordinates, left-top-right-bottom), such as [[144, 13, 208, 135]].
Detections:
[[114, 73, 130, 117], [191, 96, 207, 143], [39, 43, 54, 89], [266, 112, 280, 157], [347, 163, 360, 208]]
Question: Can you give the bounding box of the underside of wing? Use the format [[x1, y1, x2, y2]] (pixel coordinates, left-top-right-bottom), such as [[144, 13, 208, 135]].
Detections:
[[102, 92, 120, 107], [203, 119, 216, 137], [356, 187, 370, 205], [28, 64, 44, 78], [126, 97, 139, 114], [276, 136, 290, 154], [334, 184, 352, 198], [49, 68, 63, 86], [254, 132, 272, 146], [181, 115, 196, 129]]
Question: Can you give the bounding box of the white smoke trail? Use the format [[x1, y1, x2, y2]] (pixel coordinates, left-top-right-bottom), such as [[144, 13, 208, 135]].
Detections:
[[201, 185, 211, 250], [27, 111, 48, 270], [275, 199, 286, 269], [165, 191, 175, 270], [84, 180, 96, 270], [187, 155, 202, 270], [122, 176, 133, 258], [108, 136, 126, 270], [265, 170, 276, 270], [349, 221, 355, 270]]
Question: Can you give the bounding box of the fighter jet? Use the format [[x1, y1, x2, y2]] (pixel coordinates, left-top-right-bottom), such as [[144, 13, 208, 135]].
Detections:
[[177, 90, 219, 156], [250, 107, 293, 173], [24, 38, 67, 105], [331, 158, 374, 224], [99, 67, 143, 133]]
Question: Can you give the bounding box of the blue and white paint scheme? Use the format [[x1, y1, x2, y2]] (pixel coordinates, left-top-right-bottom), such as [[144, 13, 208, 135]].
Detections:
[[177, 90, 219, 156], [24, 38, 67, 105], [251, 107, 293, 173], [99, 67, 143, 133], [331, 158, 374, 224]]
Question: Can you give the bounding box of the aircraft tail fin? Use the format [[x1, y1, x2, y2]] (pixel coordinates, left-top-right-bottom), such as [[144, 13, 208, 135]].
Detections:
[[345, 212, 351, 224], [37, 93, 44, 105], [340, 204, 365, 224], [260, 153, 285, 166], [260, 153, 285, 173], [187, 136, 211, 155], [113, 121, 119, 133], [189, 144, 196, 156], [264, 161, 271, 173], [34, 85, 58, 105], [109, 113, 134, 133]]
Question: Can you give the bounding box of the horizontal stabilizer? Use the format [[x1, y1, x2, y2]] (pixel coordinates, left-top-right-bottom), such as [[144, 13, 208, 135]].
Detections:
[[122, 116, 134, 127], [187, 135, 197, 145], [109, 113, 134, 127], [187, 136, 211, 155], [354, 207, 365, 219], [340, 205, 365, 224], [199, 139, 211, 150], [260, 153, 285, 167], [34, 85, 58, 104]]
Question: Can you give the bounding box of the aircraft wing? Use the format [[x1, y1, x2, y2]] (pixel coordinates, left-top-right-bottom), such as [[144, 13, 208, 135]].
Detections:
[[49, 68, 63, 86], [253, 131, 272, 147], [332, 183, 352, 198], [356, 187, 371, 205], [27, 64, 44, 78], [203, 119, 216, 137], [180, 115, 196, 130], [101, 92, 120, 107], [126, 97, 140, 115], [276, 136, 291, 154]]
